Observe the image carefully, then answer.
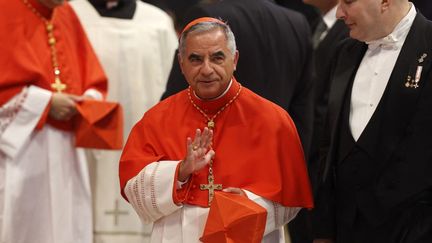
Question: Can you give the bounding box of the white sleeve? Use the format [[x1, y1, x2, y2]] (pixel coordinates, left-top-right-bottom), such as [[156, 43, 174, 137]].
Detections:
[[83, 88, 103, 100], [0, 86, 52, 159], [244, 190, 301, 236], [124, 160, 183, 224]]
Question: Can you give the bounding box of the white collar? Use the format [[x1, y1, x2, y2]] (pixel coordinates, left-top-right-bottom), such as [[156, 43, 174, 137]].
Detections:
[[322, 5, 338, 30]]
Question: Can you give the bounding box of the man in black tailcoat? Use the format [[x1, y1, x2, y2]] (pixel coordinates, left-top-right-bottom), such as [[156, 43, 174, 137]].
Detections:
[[313, 0, 432, 242]]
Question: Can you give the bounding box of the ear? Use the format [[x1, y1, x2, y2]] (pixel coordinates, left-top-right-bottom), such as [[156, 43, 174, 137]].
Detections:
[[233, 50, 239, 71], [381, 0, 390, 12]]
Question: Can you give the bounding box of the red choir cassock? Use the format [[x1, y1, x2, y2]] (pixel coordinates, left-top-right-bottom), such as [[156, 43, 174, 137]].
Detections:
[[120, 79, 313, 208]]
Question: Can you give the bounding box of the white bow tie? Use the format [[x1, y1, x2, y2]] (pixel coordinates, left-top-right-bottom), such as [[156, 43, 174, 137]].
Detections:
[[367, 35, 399, 51]]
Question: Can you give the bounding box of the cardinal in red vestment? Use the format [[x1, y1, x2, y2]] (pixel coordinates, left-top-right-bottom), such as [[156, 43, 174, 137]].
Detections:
[[119, 17, 313, 243]]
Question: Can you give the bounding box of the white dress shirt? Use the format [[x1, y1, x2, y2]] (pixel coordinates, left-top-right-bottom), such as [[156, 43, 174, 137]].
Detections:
[[349, 4, 417, 141]]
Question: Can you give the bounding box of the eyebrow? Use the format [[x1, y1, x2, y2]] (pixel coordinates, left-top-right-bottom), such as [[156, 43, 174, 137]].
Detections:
[[187, 51, 226, 61], [211, 51, 226, 58], [188, 53, 202, 61]]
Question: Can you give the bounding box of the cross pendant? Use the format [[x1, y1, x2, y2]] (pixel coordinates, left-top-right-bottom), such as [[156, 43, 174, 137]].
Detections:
[[200, 174, 222, 206], [51, 76, 67, 93]]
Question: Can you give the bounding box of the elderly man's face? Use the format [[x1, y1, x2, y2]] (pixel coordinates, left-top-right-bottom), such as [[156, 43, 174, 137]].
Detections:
[[179, 28, 238, 100], [336, 0, 385, 41], [38, 0, 65, 9]]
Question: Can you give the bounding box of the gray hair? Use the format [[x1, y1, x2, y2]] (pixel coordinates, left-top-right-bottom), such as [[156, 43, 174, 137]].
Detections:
[[179, 21, 237, 58]]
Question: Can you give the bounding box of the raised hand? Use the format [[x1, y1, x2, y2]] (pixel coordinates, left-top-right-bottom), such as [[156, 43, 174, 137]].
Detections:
[[178, 127, 215, 182]]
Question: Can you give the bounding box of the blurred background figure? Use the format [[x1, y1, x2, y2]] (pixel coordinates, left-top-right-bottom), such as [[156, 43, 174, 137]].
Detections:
[[305, 0, 349, 194], [70, 0, 177, 242], [288, 0, 349, 242], [141, 0, 200, 33], [412, 0, 431, 20], [160, 0, 314, 157], [276, 0, 320, 30], [0, 0, 107, 242]]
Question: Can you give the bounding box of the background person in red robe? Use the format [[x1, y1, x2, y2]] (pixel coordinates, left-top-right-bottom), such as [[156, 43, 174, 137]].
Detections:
[[119, 17, 313, 243], [0, 0, 107, 242]]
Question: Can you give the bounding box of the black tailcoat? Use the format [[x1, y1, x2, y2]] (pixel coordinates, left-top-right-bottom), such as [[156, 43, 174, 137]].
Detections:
[[314, 13, 432, 241]]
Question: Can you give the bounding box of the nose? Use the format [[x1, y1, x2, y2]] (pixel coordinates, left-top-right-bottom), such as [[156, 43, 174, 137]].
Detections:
[[336, 4, 345, 20], [200, 59, 214, 76]]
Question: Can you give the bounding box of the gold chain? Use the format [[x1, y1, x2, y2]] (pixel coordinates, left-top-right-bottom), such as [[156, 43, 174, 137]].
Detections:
[[187, 83, 242, 129], [188, 83, 241, 205], [22, 0, 67, 93]]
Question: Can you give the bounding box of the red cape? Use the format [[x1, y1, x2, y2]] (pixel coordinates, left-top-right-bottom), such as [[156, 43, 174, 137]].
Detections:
[[120, 80, 313, 208]]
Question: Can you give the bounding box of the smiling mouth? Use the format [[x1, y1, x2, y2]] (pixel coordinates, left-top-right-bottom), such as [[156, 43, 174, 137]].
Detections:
[[199, 80, 216, 83]]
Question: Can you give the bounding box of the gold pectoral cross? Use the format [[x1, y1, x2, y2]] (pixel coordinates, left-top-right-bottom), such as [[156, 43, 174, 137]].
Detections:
[[51, 76, 67, 93], [200, 173, 222, 206]]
